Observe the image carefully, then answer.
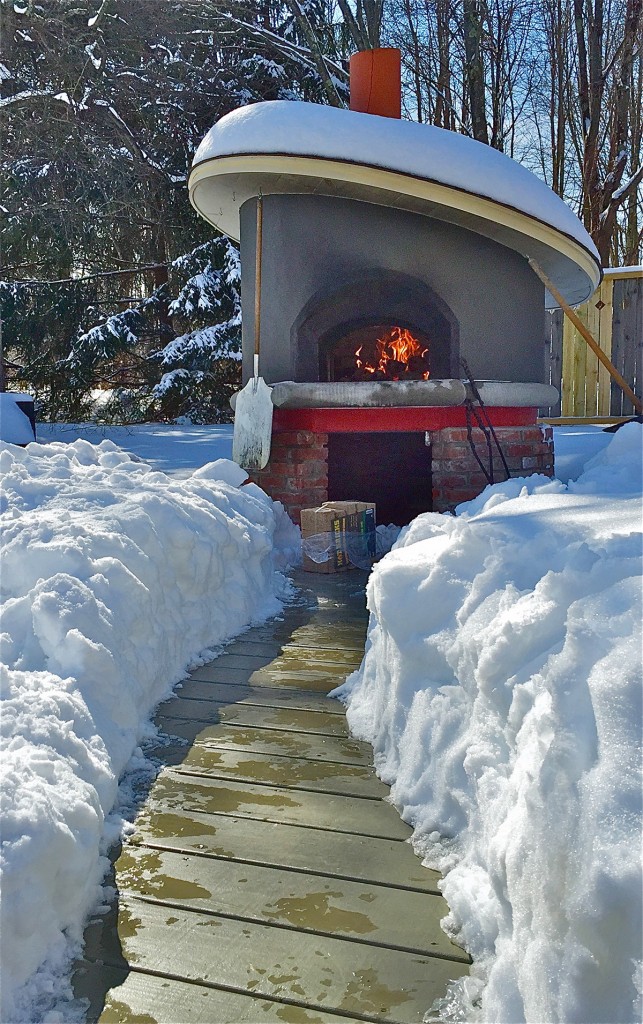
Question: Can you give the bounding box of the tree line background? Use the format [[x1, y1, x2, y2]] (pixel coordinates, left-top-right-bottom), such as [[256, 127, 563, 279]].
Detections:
[[1, 0, 641, 423]]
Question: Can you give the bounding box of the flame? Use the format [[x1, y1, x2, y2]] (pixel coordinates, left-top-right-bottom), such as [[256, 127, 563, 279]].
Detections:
[[355, 327, 429, 379]]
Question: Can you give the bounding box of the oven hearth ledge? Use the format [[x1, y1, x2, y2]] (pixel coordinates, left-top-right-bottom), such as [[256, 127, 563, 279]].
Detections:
[[231, 380, 558, 410]]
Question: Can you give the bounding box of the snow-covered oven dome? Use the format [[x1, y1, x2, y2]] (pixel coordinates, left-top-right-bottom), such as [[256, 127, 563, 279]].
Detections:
[[189, 100, 600, 309]]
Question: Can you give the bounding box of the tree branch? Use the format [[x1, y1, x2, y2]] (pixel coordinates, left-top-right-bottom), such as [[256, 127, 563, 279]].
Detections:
[[282, 0, 344, 106]]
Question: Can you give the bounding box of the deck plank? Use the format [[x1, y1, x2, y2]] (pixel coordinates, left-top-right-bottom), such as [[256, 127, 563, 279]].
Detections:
[[141, 769, 412, 840], [152, 719, 370, 765], [175, 678, 347, 714], [127, 811, 442, 893], [146, 745, 389, 799], [206, 648, 364, 671], [188, 659, 354, 692], [155, 699, 354, 735]]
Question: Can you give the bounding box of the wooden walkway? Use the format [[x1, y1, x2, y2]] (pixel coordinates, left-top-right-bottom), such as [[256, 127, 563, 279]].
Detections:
[[74, 570, 469, 1023]]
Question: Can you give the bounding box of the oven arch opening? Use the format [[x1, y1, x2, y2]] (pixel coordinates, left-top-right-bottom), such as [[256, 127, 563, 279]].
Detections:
[[292, 270, 459, 383]]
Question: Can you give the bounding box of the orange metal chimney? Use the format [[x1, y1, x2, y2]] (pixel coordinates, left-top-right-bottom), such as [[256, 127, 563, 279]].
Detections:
[[349, 48, 401, 119]]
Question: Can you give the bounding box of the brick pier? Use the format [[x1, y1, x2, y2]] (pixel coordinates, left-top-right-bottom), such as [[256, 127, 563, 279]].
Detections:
[[430, 424, 554, 512], [249, 431, 329, 524]]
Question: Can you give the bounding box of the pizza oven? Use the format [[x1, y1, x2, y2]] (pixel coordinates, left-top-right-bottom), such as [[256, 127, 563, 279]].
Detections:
[[189, 49, 600, 524]]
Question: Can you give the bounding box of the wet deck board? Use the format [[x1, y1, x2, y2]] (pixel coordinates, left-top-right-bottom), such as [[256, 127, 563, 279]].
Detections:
[[188, 660, 355, 692], [173, 679, 348, 714], [140, 770, 412, 840], [156, 699, 351, 735], [127, 811, 442, 893], [202, 647, 364, 671], [148, 745, 390, 798], [73, 964, 368, 1024], [76, 570, 468, 1023], [111, 846, 467, 960], [152, 720, 370, 765]]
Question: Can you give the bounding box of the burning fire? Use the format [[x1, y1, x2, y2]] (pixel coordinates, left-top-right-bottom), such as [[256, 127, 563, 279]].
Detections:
[[355, 326, 430, 380]]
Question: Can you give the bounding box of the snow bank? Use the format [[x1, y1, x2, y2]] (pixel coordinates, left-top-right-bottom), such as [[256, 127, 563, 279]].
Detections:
[[0, 439, 294, 1020], [334, 424, 642, 1023], [553, 423, 613, 483]]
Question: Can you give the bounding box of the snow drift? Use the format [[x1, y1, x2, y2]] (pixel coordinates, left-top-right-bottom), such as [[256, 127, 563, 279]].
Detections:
[[335, 424, 642, 1024], [0, 439, 295, 1021]]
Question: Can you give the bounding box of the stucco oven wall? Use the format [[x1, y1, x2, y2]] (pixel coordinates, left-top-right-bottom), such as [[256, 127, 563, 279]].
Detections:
[[240, 193, 545, 385]]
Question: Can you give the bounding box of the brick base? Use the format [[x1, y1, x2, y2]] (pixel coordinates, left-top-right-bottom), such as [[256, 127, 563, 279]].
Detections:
[[248, 431, 329, 525], [249, 424, 554, 523], [430, 424, 554, 512]]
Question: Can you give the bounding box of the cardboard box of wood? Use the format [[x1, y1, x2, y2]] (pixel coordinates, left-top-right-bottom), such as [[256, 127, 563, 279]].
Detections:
[[300, 501, 376, 573]]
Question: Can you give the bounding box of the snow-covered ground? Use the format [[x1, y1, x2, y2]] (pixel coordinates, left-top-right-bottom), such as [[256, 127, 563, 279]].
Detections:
[[1, 420, 640, 1023], [36, 421, 234, 478], [334, 422, 642, 1024], [0, 430, 298, 1021]]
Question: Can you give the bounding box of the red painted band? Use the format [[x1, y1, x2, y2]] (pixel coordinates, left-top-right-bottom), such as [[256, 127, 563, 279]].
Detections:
[[272, 406, 538, 433]]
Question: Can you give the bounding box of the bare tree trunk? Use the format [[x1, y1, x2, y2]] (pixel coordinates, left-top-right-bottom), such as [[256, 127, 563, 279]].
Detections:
[[362, 0, 384, 47], [553, 0, 569, 195], [259, 0, 271, 29], [284, 0, 344, 106], [402, 0, 425, 120], [623, 52, 643, 262], [594, 0, 643, 262], [336, 0, 384, 50], [0, 319, 6, 394], [435, 0, 456, 130], [574, 0, 605, 238], [463, 0, 489, 143], [150, 203, 173, 349], [337, 0, 370, 49]]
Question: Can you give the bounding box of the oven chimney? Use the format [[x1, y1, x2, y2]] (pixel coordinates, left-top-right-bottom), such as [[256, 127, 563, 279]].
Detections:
[[349, 48, 401, 119]]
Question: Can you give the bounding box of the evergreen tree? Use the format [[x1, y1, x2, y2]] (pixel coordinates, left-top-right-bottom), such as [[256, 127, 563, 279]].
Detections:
[[150, 237, 242, 423]]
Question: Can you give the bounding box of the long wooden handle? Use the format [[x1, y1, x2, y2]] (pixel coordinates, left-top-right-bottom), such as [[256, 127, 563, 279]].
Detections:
[[253, 195, 263, 378], [528, 257, 642, 415]]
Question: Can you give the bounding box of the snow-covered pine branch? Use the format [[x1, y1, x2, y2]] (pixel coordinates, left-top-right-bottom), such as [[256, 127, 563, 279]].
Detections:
[[157, 322, 241, 367], [68, 307, 148, 366], [168, 237, 240, 319]]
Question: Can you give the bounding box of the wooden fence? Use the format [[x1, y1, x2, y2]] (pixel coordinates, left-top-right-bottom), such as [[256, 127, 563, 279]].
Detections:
[[545, 267, 643, 419]]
